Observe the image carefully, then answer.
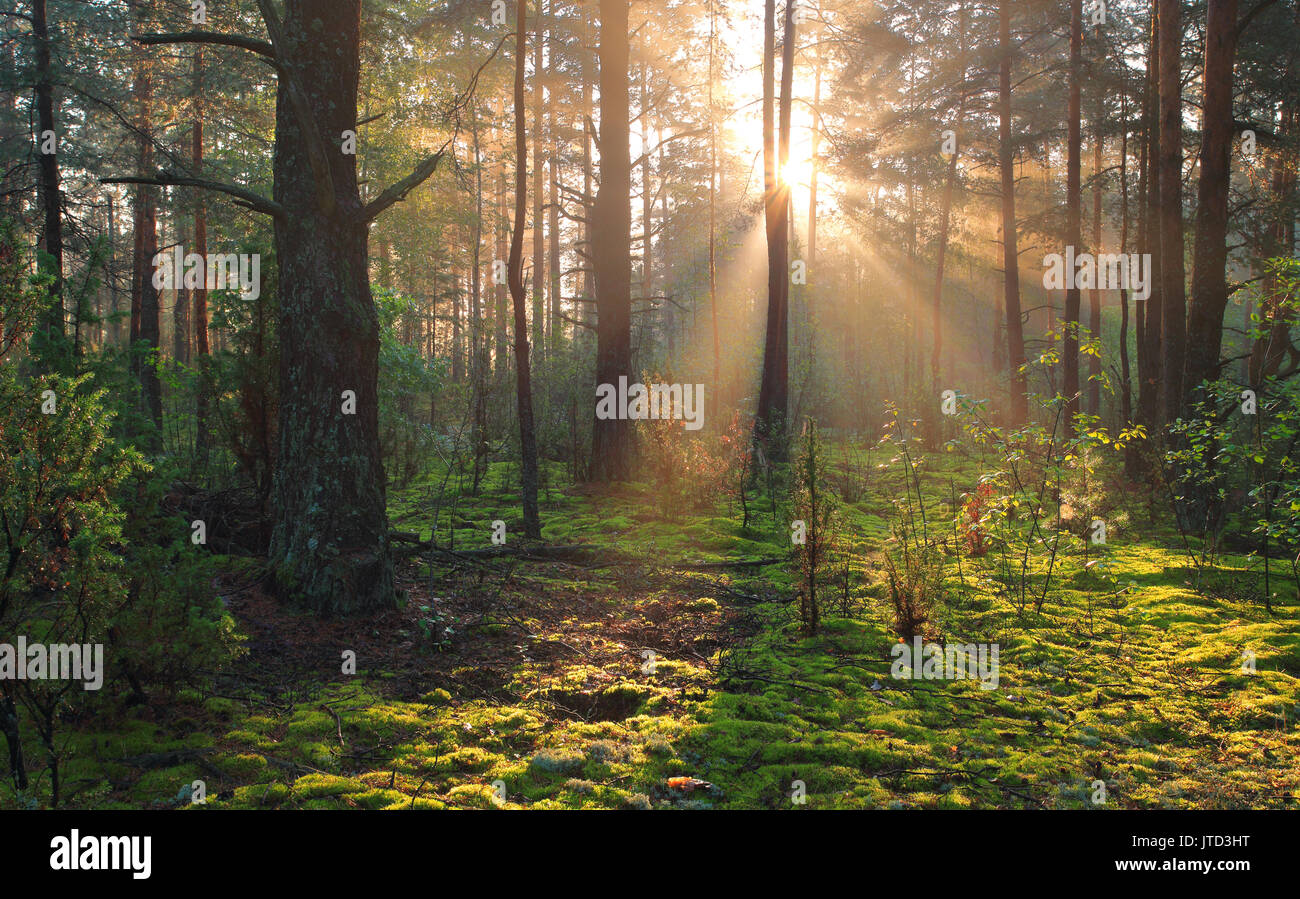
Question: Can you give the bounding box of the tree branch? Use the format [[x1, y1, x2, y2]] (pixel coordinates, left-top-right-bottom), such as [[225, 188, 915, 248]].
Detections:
[[101, 173, 285, 219], [362, 142, 451, 222], [135, 31, 277, 66], [361, 36, 508, 222], [1237, 0, 1282, 38]]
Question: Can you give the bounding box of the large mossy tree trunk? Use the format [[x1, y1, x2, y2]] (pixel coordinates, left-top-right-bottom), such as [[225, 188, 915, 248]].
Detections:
[[267, 0, 394, 614]]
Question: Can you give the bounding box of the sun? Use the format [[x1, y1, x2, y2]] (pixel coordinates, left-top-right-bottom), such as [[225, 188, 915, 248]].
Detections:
[[779, 140, 816, 189], [780, 159, 805, 188]]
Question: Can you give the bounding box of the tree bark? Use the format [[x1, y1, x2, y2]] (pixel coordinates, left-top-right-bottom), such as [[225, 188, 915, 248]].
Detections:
[[32, 0, 64, 352], [1185, 0, 1239, 398], [589, 0, 634, 481], [998, 0, 1028, 424], [1138, 0, 1164, 429], [754, 0, 795, 455], [510, 0, 543, 535], [1158, 0, 1187, 421], [532, 0, 546, 369], [130, 0, 163, 443], [930, 3, 967, 438], [1063, 0, 1083, 429], [266, 0, 395, 613]]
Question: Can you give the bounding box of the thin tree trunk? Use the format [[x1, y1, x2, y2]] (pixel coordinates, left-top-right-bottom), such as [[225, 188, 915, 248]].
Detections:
[[1063, 0, 1083, 428], [930, 3, 967, 440], [130, 0, 163, 443], [1158, 0, 1187, 422], [807, 58, 820, 271], [1119, 95, 1134, 432], [32, 0, 64, 354], [548, 80, 562, 357], [1138, 0, 1164, 429], [1089, 64, 1103, 417], [998, 0, 1028, 424], [510, 0, 542, 535], [531, 0, 546, 369], [708, 0, 720, 396], [495, 124, 510, 377]]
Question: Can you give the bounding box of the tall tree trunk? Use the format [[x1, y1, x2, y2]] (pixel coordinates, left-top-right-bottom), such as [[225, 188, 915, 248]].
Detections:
[[548, 82, 562, 358], [589, 0, 633, 481], [998, 0, 1028, 424], [580, 9, 596, 327], [929, 3, 967, 442], [174, 224, 190, 364], [495, 127, 510, 377], [532, 0, 546, 369], [1185, 0, 1240, 398], [641, 64, 653, 334], [267, 0, 395, 614], [32, 0, 64, 354], [1089, 66, 1103, 417], [1158, 0, 1187, 422], [1063, 0, 1083, 429], [807, 58, 820, 271], [1119, 96, 1134, 433], [1138, 0, 1164, 429], [708, 0, 720, 396], [754, 0, 795, 455], [130, 0, 163, 443], [471, 104, 489, 492], [510, 0, 543, 535]]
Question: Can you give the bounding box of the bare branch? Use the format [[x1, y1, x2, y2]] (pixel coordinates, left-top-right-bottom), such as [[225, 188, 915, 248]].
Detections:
[[362, 142, 451, 222], [362, 36, 508, 222], [135, 31, 277, 66], [101, 173, 285, 219]]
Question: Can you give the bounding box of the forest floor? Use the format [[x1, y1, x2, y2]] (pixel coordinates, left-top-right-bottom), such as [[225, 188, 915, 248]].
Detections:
[[20, 446, 1300, 810]]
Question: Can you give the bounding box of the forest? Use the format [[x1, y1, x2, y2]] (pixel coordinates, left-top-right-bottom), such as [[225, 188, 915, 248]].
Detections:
[[0, 0, 1297, 819]]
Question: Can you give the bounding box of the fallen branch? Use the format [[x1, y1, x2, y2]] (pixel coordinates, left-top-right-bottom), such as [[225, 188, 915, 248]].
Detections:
[[676, 556, 786, 571]]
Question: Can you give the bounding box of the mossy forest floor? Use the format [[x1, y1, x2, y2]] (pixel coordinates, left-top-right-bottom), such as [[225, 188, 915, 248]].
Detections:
[[14, 446, 1300, 810]]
